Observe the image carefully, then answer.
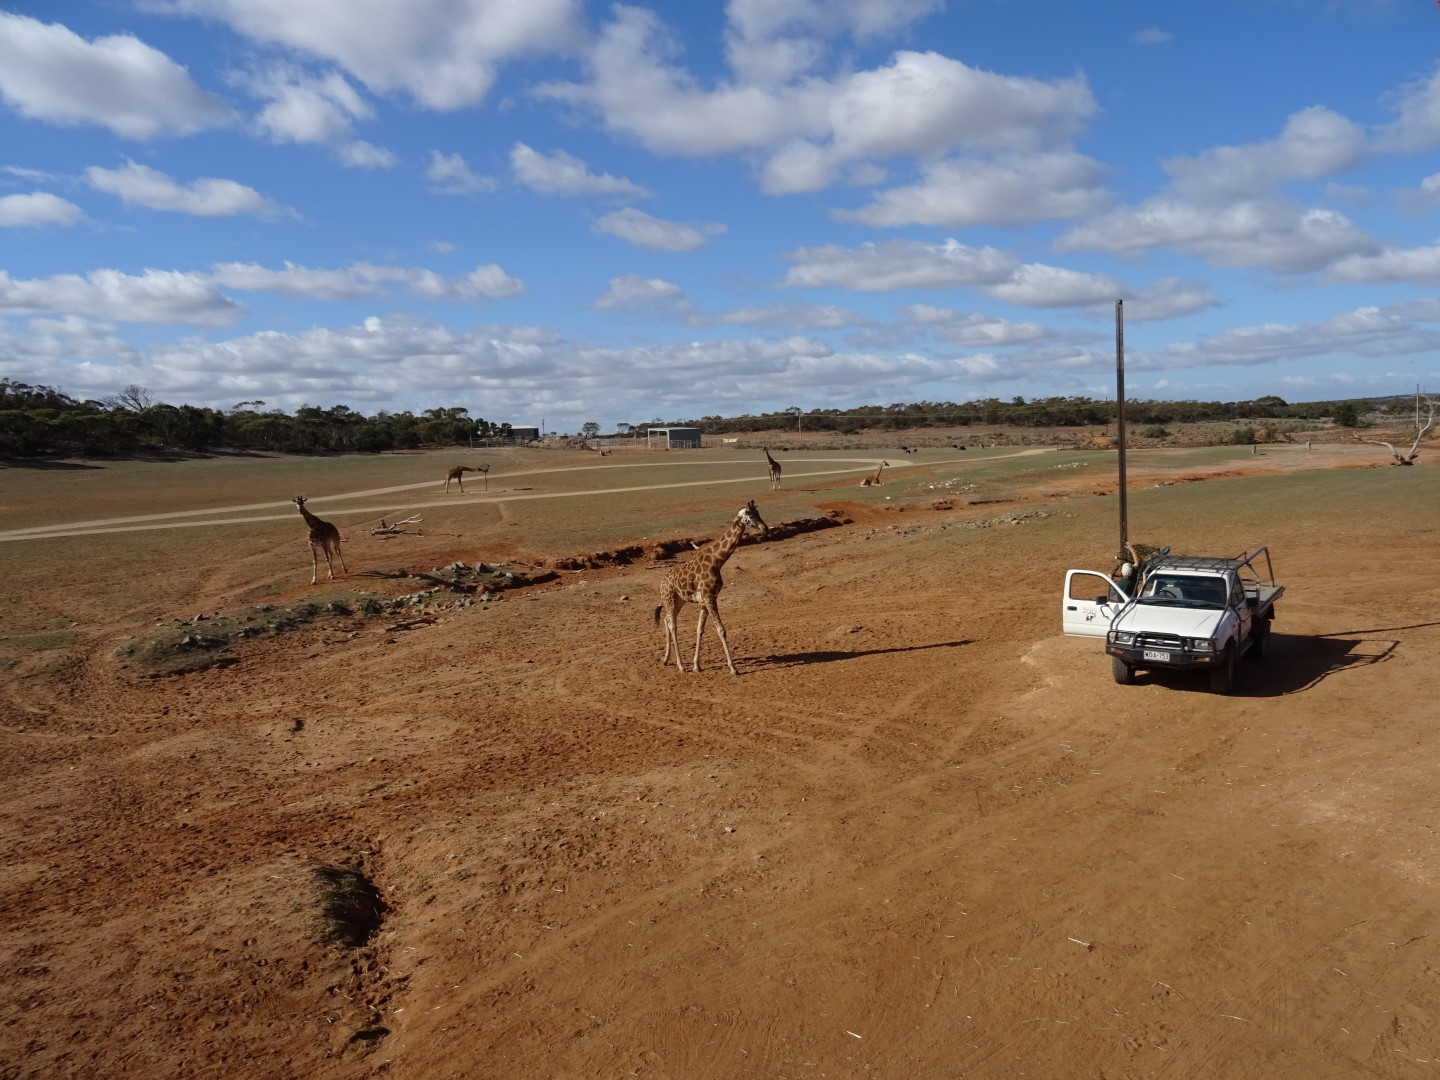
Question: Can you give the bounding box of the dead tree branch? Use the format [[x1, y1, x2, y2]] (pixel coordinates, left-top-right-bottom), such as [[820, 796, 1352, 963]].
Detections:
[[1354, 392, 1435, 465]]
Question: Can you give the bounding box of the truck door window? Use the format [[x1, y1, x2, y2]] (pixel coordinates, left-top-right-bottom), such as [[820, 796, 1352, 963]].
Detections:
[[1068, 575, 1122, 604]]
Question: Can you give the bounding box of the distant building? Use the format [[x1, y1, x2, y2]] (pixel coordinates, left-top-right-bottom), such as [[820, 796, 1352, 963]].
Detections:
[[509, 425, 540, 441], [646, 426, 702, 449]]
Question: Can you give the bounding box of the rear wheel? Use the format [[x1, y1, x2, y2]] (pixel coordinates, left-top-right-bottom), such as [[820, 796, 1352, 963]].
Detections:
[[1250, 619, 1271, 660], [1111, 655, 1135, 685], [1209, 645, 1237, 693]]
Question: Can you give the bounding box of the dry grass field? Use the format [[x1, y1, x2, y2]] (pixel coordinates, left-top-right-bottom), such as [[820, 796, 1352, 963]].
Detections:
[[3, 439, 1439, 1079]]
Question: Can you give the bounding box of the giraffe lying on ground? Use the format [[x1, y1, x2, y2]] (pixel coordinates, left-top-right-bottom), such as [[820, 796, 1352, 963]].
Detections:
[[292, 496, 348, 584], [654, 500, 768, 675], [860, 460, 890, 486]]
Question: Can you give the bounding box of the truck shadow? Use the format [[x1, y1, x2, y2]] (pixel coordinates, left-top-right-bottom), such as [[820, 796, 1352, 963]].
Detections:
[[1130, 632, 1399, 696], [750, 639, 973, 670]]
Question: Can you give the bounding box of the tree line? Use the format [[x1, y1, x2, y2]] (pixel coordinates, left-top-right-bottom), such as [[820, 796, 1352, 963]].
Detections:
[[643, 394, 1391, 436], [0, 380, 512, 457], [0, 378, 1406, 459]]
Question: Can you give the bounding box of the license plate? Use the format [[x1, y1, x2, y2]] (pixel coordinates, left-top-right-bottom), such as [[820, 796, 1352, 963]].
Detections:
[[1142, 649, 1170, 663]]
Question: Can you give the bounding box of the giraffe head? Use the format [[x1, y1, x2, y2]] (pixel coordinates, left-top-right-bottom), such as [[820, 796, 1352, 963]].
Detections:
[[293, 495, 308, 509], [737, 499, 768, 536]]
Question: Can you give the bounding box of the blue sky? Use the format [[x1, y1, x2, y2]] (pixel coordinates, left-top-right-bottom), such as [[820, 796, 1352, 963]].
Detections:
[[2, 0, 1439, 433]]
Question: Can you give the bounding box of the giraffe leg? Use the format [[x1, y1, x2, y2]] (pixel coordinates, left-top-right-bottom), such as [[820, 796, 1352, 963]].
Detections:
[[457, 477, 464, 492], [692, 607, 712, 672], [706, 600, 739, 675], [322, 545, 335, 581], [334, 541, 349, 575], [660, 603, 683, 670], [309, 544, 320, 585]]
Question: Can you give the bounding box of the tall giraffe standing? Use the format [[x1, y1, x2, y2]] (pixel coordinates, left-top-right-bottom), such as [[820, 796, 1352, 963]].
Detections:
[[860, 460, 891, 486], [763, 447, 781, 490], [292, 496, 348, 585], [444, 465, 479, 492], [654, 500, 768, 675]]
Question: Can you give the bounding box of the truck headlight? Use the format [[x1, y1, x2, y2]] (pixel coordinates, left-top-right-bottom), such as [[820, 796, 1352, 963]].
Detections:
[[1189, 638, 1213, 652], [1109, 631, 1135, 645]]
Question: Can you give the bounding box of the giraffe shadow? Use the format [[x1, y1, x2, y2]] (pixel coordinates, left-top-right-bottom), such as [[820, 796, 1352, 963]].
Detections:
[[749, 639, 973, 669]]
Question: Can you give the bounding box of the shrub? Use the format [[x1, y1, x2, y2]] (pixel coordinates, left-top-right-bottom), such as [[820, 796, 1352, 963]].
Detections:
[[1229, 426, 1257, 445], [1138, 424, 1170, 438]]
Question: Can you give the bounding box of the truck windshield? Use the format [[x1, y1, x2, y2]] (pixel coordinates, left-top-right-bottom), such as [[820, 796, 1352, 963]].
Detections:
[[1138, 574, 1227, 608]]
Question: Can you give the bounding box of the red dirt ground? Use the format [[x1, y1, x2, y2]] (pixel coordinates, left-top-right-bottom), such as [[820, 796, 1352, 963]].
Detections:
[[3, 448, 1440, 1079]]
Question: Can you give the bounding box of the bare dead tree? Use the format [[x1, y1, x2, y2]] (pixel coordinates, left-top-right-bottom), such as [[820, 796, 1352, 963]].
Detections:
[[1354, 388, 1435, 465]]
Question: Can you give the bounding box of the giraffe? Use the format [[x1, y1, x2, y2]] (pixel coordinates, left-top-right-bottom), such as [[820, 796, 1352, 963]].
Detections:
[[292, 496, 348, 585], [444, 465, 479, 493], [654, 500, 768, 675], [860, 460, 891, 487], [763, 447, 781, 490]]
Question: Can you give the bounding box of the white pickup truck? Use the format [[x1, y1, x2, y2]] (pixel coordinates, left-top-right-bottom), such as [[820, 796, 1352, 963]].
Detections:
[[1062, 548, 1284, 693]]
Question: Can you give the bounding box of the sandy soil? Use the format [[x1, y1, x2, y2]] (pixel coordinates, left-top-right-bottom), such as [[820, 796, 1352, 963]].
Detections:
[[3, 447, 1440, 1079]]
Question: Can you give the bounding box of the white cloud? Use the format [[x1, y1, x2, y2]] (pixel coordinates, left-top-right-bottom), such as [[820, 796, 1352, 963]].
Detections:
[[824, 51, 1094, 160], [1327, 241, 1440, 286], [510, 143, 652, 199], [701, 303, 869, 330], [898, 305, 1051, 347], [426, 151, 498, 196], [593, 273, 687, 311], [210, 261, 525, 302], [1377, 66, 1440, 153], [86, 161, 276, 216], [783, 239, 1017, 291], [723, 0, 942, 83], [2, 165, 55, 182], [983, 264, 1124, 308], [0, 191, 82, 227], [0, 12, 232, 138], [243, 66, 395, 167], [539, 7, 1095, 192], [537, 6, 829, 157], [1134, 28, 1171, 46], [210, 261, 386, 300], [1057, 197, 1379, 273], [106, 318, 940, 419], [409, 265, 527, 302], [158, 0, 584, 110], [837, 151, 1108, 227], [1118, 278, 1220, 322], [339, 140, 397, 169], [1137, 303, 1440, 370], [593, 208, 724, 252], [1164, 106, 1367, 201], [0, 268, 242, 324], [1396, 172, 1440, 216]]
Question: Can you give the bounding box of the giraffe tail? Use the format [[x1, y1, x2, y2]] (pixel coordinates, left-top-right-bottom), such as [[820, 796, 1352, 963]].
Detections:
[[653, 604, 663, 625]]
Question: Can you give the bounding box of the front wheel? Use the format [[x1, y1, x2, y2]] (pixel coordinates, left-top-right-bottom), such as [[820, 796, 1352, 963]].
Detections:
[[1209, 645, 1237, 694], [1112, 655, 1135, 685]]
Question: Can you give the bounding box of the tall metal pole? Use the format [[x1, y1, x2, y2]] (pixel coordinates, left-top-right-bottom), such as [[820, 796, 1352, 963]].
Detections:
[[1115, 299, 1128, 559]]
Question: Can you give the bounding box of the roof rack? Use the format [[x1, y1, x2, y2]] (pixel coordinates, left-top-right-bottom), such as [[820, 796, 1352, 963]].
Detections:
[[1150, 547, 1276, 585]]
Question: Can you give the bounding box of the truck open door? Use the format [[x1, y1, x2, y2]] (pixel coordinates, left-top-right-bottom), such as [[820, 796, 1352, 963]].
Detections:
[[1062, 570, 1127, 638]]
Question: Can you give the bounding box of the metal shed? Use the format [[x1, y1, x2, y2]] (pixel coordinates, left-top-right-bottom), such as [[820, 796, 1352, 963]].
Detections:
[[645, 426, 702, 449], [508, 425, 540, 441]]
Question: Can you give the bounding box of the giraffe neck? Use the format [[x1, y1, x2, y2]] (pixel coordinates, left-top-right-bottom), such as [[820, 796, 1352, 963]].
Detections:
[[298, 505, 323, 529], [701, 517, 748, 572]]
